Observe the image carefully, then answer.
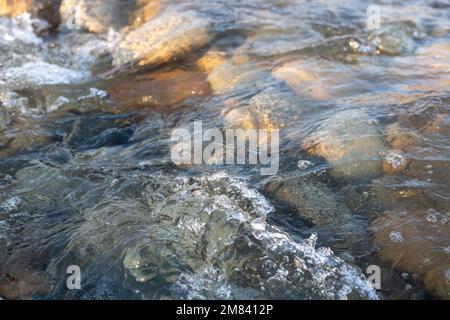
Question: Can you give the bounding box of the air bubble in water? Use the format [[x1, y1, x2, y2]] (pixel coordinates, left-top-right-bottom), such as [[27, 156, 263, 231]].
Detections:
[[297, 160, 313, 170], [0, 196, 21, 213], [426, 209, 438, 223], [305, 233, 318, 248], [385, 151, 406, 169], [389, 231, 405, 243]]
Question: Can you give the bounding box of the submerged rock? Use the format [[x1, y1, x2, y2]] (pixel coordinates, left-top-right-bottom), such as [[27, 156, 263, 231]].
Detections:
[[272, 58, 372, 101], [44, 172, 377, 299], [368, 21, 420, 56], [373, 209, 450, 299], [197, 50, 227, 74], [385, 123, 423, 152], [263, 174, 353, 226], [304, 109, 385, 180], [112, 10, 211, 70], [0, 162, 99, 299], [106, 68, 211, 110], [206, 58, 270, 95], [272, 60, 332, 101], [130, 0, 163, 28], [223, 88, 301, 131]]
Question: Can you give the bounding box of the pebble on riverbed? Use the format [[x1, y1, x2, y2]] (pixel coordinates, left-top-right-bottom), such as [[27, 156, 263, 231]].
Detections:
[[303, 109, 386, 180], [205, 56, 269, 95], [262, 174, 353, 226], [106, 68, 211, 111], [373, 209, 450, 300], [272, 60, 332, 101], [112, 10, 212, 70], [222, 88, 302, 147]]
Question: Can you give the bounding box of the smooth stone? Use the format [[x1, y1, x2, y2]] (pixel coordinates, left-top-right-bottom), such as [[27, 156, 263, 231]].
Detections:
[[197, 50, 227, 74], [304, 109, 385, 179], [106, 68, 211, 111], [368, 21, 420, 55], [112, 10, 211, 69], [424, 261, 450, 300], [262, 174, 353, 226], [223, 107, 258, 131], [205, 56, 270, 95], [373, 209, 450, 299], [64, 114, 135, 151], [272, 60, 332, 101], [386, 123, 423, 152], [223, 88, 301, 132]]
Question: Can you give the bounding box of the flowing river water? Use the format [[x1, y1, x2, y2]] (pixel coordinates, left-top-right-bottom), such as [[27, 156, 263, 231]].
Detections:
[[0, 0, 449, 300]]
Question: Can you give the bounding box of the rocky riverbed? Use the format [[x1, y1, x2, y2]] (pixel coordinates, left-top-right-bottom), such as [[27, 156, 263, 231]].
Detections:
[[0, 0, 449, 300]]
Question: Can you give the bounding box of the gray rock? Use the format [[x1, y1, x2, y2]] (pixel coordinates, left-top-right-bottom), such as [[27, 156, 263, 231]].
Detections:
[[262, 173, 353, 226], [368, 21, 420, 55]]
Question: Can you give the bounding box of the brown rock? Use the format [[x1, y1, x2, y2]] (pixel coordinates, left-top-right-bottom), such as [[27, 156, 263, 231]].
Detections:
[[197, 50, 227, 74], [0, 246, 52, 299], [386, 123, 422, 152], [206, 59, 267, 95], [263, 174, 353, 226], [106, 68, 211, 111], [424, 260, 450, 300], [373, 209, 450, 299], [60, 0, 127, 33]]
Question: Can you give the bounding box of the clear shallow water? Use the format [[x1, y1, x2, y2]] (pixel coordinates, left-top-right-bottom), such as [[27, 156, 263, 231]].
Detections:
[[0, 0, 449, 299]]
